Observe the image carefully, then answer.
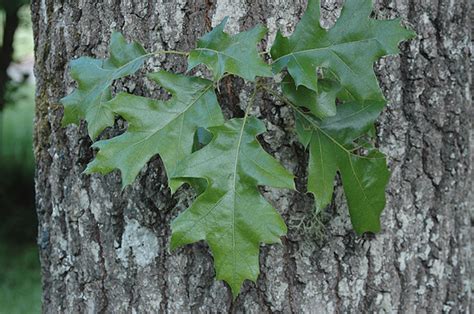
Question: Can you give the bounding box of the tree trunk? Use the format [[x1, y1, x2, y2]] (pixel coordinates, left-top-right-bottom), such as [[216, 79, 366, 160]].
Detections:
[[32, 0, 472, 312]]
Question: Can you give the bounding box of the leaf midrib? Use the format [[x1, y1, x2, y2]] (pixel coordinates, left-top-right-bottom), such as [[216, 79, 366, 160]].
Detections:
[[171, 118, 249, 288], [321, 101, 382, 128], [297, 110, 384, 161], [194, 45, 245, 67], [229, 116, 249, 288], [273, 37, 380, 64], [118, 84, 213, 151], [346, 153, 369, 203]]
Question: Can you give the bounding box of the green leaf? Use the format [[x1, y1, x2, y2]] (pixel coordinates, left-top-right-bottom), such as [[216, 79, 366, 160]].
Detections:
[[281, 75, 339, 119], [192, 127, 213, 152], [271, 0, 416, 99], [295, 100, 390, 234], [170, 117, 295, 297], [84, 71, 224, 191], [188, 18, 272, 82], [61, 32, 147, 139]]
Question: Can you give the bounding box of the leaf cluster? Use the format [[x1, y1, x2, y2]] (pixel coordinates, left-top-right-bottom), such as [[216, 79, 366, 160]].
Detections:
[[61, 0, 414, 297]]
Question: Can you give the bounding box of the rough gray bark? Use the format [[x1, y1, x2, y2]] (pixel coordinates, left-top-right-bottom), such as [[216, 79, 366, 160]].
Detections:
[[32, 0, 472, 312]]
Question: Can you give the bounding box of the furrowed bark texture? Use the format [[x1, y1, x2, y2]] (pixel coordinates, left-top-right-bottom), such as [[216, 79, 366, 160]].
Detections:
[[32, 0, 472, 312]]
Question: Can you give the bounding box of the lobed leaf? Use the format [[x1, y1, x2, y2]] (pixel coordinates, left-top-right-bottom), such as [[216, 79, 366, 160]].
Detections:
[[170, 117, 295, 297], [271, 0, 416, 100], [295, 100, 390, 234], [85, 71, 224, 191], [61, 32, 147, 139], [188, 18, 272, 82]]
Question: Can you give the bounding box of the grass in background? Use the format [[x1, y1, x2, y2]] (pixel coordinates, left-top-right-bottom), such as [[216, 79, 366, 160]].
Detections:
[[0, 84, 36, 245], [0, 83, 35, 173], [0, 243, 41, 314], [0, 83, 40, 314]]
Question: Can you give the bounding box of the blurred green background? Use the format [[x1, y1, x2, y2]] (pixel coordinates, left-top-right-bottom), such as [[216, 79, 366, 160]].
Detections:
[[0, 1, 41, 313]]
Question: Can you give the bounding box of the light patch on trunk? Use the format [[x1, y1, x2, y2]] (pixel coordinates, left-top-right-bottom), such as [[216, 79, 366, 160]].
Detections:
[[40, 0, 48, 25], [266, 2, 299, 48], [153, 0, 187, 45], [212, 0, 247, 34], [117, 218, 159, 267]]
